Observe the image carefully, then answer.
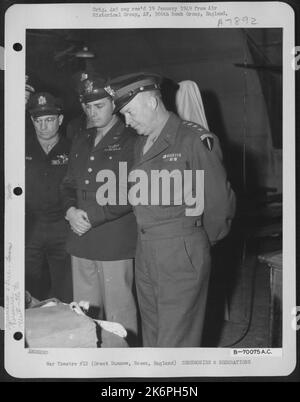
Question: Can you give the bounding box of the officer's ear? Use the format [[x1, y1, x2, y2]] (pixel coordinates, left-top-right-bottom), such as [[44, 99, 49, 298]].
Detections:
[[58, 114, 64, 126], [147, 93, 158, 111], [30, 116, 36, 124]]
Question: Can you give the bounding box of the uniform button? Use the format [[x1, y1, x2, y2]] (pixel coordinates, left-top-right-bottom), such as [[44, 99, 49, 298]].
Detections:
[[109, 156, 112, 160], [85, 180, 89, 185], [88, 168, 92, 173], [90, 156, 95, 161]]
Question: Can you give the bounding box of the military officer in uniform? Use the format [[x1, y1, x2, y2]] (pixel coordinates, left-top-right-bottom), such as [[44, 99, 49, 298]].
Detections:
[[26, 92, 72, 302], [66, 72, 101, 143], [25, 73, 37, 139], [105, 72, 236, 347], [61, 75, 138, 347], [25, 74, 35, 106]]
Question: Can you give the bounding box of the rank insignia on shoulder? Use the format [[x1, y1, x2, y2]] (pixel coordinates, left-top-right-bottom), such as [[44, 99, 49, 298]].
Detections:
[[183, 120, 204, 131], [200, 133, 214, 151]]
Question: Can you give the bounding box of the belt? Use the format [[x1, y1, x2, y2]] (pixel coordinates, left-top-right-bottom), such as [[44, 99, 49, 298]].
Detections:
[[138, 217, 203, 240]]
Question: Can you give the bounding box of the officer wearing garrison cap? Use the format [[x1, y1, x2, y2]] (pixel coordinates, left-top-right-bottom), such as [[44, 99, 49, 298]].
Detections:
[[26, 92, 72, 302], [104, 72, 236, 347], [61, 75, 138, 347]]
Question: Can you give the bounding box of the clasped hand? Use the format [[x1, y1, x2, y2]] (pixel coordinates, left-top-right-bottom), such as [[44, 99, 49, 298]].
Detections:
[[66, 207, 91, 236]]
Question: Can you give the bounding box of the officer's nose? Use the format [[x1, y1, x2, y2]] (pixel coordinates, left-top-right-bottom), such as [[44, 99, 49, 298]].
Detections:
[[89, 105, 97, 118], [40, 119, 47, 130]]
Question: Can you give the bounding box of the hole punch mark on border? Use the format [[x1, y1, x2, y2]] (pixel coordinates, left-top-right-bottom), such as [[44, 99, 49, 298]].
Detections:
[[13, 332, 23, 341], [13, 187, 23, 196], [13, 43, 22, 52]]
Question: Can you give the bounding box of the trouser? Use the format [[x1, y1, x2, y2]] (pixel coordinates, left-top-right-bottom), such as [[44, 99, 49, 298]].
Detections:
[[135, 217, 211, 347], [25, 219, 73, 303], [71, 256, 138, 347]]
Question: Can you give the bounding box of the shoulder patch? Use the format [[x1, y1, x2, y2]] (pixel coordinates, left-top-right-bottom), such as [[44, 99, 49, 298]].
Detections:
[[182, 121, 214, 151], [200, 133, 214, 151]]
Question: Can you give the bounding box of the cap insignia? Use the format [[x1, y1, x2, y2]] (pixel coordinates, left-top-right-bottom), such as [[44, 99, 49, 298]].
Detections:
[[104, 86, 116, 97], [84, 80, 94, 93], [38, 96, 47, 105], [81, 72, 88, 81]]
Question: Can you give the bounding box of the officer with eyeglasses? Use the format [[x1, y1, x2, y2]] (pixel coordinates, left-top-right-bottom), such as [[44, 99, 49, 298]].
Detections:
[[25, 92, 72, 302]]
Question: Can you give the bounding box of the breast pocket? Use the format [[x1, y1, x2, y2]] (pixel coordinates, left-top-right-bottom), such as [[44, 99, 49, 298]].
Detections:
[[71, 151, 88, 178], [160, 159, 187, 173], [153, 161, 187, 206], [107, 148, 130, 171], [105, 150, 120, 161]]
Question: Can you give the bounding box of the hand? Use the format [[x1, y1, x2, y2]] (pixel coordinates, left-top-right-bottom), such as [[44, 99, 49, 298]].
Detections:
[[66, 207, 92, 236]]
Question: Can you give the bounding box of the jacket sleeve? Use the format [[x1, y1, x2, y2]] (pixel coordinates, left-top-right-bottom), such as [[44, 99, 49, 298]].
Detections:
[[60, 145, 78, 214], [189, 133, 236, 245], [84, 200, 133, 228], [84, 136, 136, 228]]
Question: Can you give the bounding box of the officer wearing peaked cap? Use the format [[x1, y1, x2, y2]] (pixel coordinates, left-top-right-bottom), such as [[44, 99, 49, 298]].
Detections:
[[26, 92, 72, 303], [106, 72, 162, 114], [61, 74, 138, 347], [105, 72, 236, 347], [25, 73, 35, 105], [66, 71, 98, 142], [25, 73, 37, 139]]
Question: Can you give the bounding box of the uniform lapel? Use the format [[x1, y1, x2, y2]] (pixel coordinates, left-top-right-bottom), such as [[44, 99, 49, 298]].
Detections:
[[92, 119, 123, 152], [133, 113, 181, 168], [33, 132, 62, 160]]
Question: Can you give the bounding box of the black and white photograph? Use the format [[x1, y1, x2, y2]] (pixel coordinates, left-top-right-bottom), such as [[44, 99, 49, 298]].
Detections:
[[3, 2, 297, 378]]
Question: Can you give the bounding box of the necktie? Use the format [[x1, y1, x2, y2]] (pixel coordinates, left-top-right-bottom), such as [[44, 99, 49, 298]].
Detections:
[[94, 128, 108, 147]]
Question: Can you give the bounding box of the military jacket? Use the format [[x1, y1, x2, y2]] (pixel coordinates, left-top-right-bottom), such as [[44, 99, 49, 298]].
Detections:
[[130, 113, 236, 245], [66, 113, 87, 143], [61, 119, 138, 261], [26, 133, 70, 223]]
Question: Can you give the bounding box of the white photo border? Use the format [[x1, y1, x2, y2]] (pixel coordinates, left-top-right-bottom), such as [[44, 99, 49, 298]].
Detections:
[[4, 2, 296, 378]]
